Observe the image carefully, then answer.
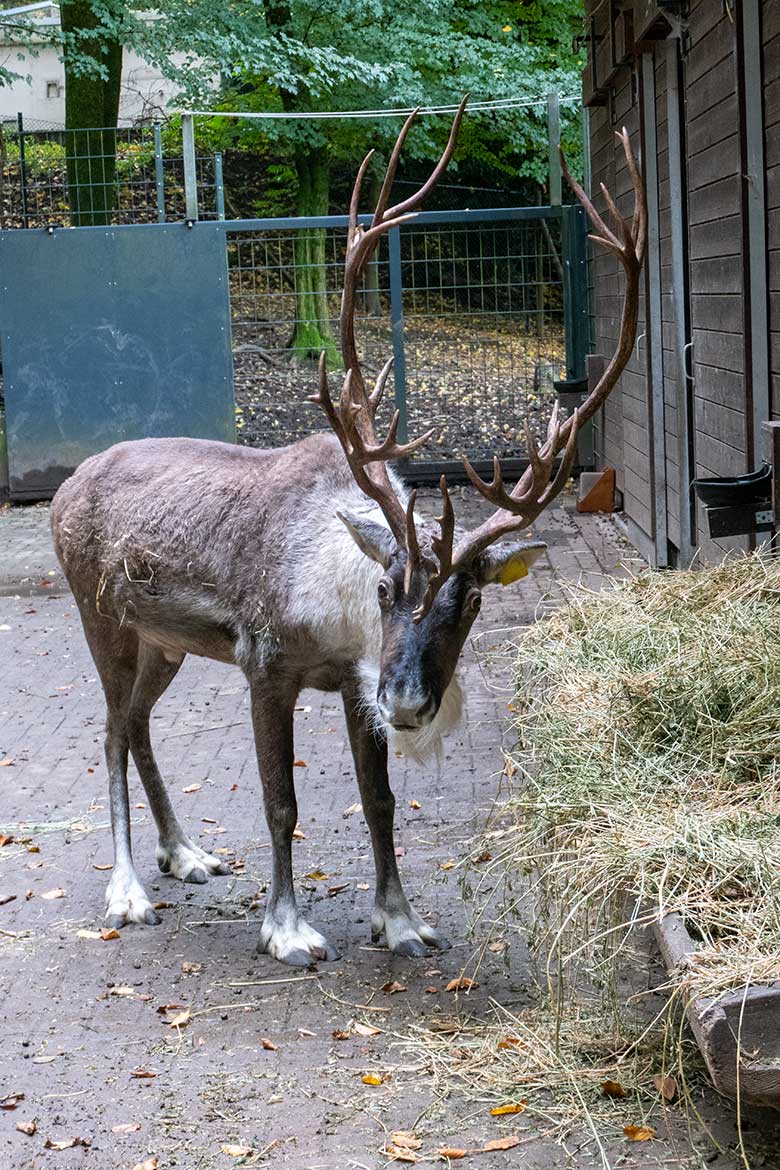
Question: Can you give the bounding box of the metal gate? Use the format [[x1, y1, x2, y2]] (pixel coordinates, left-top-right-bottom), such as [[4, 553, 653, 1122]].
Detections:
[[0, 205, 588, 499]]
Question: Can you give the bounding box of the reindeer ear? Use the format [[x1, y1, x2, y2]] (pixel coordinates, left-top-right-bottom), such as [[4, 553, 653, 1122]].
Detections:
[[476, 540, 547, 587], [337, 511, 397, 568]]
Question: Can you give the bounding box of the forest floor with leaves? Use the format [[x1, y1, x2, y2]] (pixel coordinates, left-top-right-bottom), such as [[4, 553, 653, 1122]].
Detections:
[[0, 495, 768, 1170], [231, 311, 564, 460]]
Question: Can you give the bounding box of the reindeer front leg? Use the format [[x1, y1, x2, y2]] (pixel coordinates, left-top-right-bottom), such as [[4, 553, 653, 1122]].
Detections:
[[249, 674, 340, 966], [342, 679, 450, 956]]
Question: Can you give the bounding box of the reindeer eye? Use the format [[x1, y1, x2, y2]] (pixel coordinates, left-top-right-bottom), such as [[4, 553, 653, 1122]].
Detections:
[[466, 589, 482, 614], [377, 579, 393, 608]]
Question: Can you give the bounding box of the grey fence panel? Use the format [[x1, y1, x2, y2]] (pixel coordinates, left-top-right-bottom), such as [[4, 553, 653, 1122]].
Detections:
[[0, 223, 234, 498], [223, 207, 566, 465]]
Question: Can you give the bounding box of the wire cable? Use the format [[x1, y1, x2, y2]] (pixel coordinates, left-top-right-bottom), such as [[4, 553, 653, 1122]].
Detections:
[[176, 94, 581, 121]]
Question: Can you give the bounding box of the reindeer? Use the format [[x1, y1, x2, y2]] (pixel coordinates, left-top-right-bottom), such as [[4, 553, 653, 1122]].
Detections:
[[51, 106, 645, 966]]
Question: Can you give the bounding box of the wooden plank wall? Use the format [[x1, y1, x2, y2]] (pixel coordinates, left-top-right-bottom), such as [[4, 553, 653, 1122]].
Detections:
[[766, 1, 780, 420], [585, 0, 764, 563]]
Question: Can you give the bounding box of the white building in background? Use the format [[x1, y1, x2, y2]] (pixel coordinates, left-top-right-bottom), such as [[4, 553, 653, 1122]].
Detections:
[[0, 2, 180, 127]]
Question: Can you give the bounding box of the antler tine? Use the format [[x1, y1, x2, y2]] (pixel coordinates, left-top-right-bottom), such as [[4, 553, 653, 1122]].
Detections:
[[431, 475, 455, 576], [369, 355, 394, 411], [385, 95, 468, 220], [372, 108, 419, 228], [423, 132, 647, 576], [348, 149, 375, 250]]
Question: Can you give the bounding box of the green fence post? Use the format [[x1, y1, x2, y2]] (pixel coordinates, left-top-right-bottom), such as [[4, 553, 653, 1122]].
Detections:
[[562, 202, 593, 467], [214, 152, 225, 221], [388, 226, 408, 445], [154, 123, 165, 223], [547, 93, 561, 207]]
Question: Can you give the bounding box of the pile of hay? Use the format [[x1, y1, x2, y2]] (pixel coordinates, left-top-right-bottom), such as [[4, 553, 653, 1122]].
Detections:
[[509, 551, 780, 1002]]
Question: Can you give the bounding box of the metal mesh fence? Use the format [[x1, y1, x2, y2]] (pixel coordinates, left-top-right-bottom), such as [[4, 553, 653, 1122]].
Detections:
[[0, 121, 222, 227], [227, 214, 564, 462]]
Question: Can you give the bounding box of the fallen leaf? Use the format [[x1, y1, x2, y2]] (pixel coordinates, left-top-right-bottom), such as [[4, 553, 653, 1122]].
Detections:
[[222, 1146, 254, 1158], [131, 1159, 158, 1170], [32, 1055, 57, 1064], [181, 784, 201, 793], [436, 1148, 466, 1160], [440, 860, 455, 871], [332, 1029, 350, 1041], [409, 799, 421, 809], [342, 802, 362, 817], [445, 976, 478, 992], [327, 883, 350, 896], [293, 759, 308, 767], [77, 928, 102, 940], [130, 1068, 157, 1079], [305, 869, 328, 881], [182, 960, 202, 975], [394, 846, 406, 858], [497, 1036, 523, 1049], [297, 1027, 316, 1037], [292, 826, 306, 840], [391, 1132, 423, 1151], [483, 1136, 520, 1151], [167, 1008, 191, 1028], [474, 851, 493, 864], [16, 1120, 36, 1136], [0, 893, 16, 906], [26, 845, 39, 854], [490, 1102, 526, 1116], [0, 1093, 24, 1109], [382, 980, 406, 995], [0, 834, 14, 846], [101, 927, 120, 940], [0, 758, 15, 767], [425, 986, 439, 994], [201, 816, 217, 824], [385, 1145, 420, 1164], [260, 1037, 278, 1051], [109, 985, 136, 997], [356, 881, 370, 891], [488, 939, 507, 953], [624, 1125, 655, 1142], [361, 1073, 384, 1085], [601, 1080, 626, 1099], [44, 1137, 91, 1150], [112, 1122, 142, 1133], [353, 1022, 382, 1037], [653, 1073, 678, 1102], [42, 888, 65, 900]]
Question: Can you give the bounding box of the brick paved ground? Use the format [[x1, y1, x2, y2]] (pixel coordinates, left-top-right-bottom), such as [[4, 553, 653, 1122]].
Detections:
[[0, 495, 768, 1170]]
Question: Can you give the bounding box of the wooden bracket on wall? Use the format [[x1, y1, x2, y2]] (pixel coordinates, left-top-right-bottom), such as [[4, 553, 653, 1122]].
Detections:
[[577, 467, 617, 513]]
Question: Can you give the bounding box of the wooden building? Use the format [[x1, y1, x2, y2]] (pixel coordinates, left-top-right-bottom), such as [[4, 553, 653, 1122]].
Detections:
[[582, 0, 778, 565]]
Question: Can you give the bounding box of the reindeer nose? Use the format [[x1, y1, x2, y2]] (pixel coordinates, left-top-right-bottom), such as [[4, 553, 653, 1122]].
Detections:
[[378, 688, 436, 730]]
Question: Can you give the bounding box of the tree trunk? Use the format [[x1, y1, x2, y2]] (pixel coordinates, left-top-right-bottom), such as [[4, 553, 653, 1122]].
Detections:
[[61, 0, 122, 227], [289, 146, 340, 365]]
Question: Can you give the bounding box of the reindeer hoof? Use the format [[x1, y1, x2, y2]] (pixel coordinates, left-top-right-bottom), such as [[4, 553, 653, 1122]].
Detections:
[[104, 868, 160, 928], [259, 914, 339, 966], [157, 840, 230, 883], [372, 905, 451, 955], [394, 936, 428, 958]]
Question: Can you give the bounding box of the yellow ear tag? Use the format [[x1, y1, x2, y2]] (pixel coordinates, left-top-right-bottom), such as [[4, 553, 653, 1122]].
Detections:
[[498, 558, 528, 586]]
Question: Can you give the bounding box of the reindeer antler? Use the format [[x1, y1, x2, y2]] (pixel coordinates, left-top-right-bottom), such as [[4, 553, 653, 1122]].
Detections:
[[412, 127, 646, 618], [316, 118, 646, 623], [311, 98, 468, 546]]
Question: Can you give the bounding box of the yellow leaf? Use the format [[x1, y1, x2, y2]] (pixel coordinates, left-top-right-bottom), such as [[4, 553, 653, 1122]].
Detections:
[[305, 869, 328, 881], [502, 23, 511, 31], [353, 1022, 382, 1037], [490, 1102, 526, 1116], [222, 1145, 254, 1157], [601, 1079, 626, 1098], [624, 1125, 655, 1141], [131, 1157, 158, 1170], [445, 976, 478, 992], [409, 799, 421, 809], [167, 1008, 191, 1028], [101, 928, 120, 940], [440, 860, 455, 871], [362, 1073, 384, 1085]]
